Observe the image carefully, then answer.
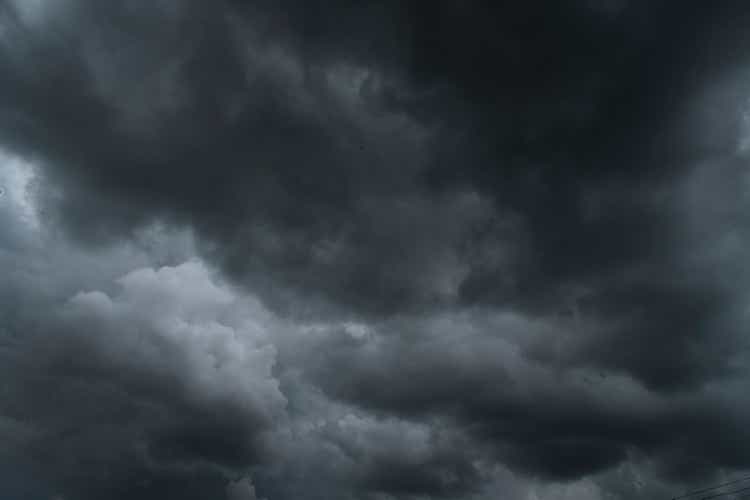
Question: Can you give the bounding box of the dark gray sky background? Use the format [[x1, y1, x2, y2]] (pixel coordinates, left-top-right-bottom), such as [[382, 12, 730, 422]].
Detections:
[[2, 1, 750, 499]]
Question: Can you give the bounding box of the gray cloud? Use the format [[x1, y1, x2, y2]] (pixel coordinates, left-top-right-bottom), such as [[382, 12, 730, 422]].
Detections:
[[3, 1, 750, 499], [0, 258, 285, 498]]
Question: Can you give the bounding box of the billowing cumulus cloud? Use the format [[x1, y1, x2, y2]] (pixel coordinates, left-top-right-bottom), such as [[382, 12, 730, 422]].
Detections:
[[0, 259, 284, 498], [4, 1, 750, 499]]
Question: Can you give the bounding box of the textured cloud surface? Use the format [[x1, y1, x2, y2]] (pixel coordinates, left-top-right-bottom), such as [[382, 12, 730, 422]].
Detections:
[[3, 1, 750, 499]]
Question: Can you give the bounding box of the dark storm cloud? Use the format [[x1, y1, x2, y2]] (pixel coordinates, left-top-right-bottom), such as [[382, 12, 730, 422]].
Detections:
[[0, 0, 468, 316], [255, 409, 483, 500], [4, 1, 750, 499], [0, 0, 747, 322], [0, 200, 486, 500], [302, 310, 750, 483]]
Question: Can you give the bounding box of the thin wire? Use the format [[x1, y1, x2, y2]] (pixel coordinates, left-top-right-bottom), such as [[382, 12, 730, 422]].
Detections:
[[672, 476, 750, 500]]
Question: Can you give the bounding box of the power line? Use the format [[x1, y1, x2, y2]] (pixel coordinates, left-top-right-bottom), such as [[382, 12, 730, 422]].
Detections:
[[672, 476, 750, 500]]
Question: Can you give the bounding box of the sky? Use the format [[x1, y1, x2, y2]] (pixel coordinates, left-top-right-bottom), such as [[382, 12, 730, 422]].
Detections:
[[2, 1, 750, 499]]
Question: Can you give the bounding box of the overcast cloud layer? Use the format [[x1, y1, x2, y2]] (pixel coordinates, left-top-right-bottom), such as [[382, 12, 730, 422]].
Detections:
[[3, 1, 750, 499]]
